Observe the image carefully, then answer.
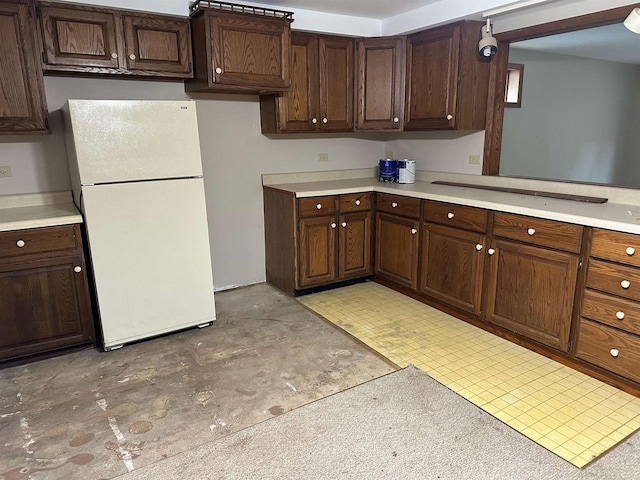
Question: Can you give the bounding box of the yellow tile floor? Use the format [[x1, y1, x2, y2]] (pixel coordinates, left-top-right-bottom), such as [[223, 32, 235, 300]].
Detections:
[[299, 281, 640, 468]]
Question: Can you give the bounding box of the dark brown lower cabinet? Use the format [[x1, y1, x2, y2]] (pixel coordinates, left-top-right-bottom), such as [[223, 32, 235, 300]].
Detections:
[[375, 212, 420, 290], [339, 212, 373, 280], [298, 215, 337, 288], [484, 239, 579, 352]]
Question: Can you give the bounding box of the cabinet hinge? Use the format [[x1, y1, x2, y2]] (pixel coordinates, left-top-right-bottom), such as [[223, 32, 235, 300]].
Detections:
[[567, 339, 572, 351], [578, 258, 583, 270]]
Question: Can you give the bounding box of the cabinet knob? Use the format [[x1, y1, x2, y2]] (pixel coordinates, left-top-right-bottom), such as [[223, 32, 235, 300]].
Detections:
[[616, 311, 625, 320], [74, 266, 82, 273], [215, 67, 222, 74], [447, 212, 454, 219], [111, 52, 118, 59], [322, 118, 328, 124], [16, 239, 26, 247], [626, 247, 636, 256], [621, 280, 631, 289], [341, 222, 347, 227], [312, 117, 318, 124], [331, 223, 337, 229], [393, 117, 399, 123], [610, 348, 619, 357], [391, 202, 398, 208], [355, 199, 361, 206], [129, 53, 136, 60], [475, 244, 483, 251], [411, 228, 418, 235], [316, 203, 322, 210], [527, 228, 536, 236], [488, 248, 496, 256], [446, 114, 453, 120]]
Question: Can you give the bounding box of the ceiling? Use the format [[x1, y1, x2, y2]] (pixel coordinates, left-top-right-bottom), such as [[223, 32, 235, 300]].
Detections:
[[254, 0, 441, 19]]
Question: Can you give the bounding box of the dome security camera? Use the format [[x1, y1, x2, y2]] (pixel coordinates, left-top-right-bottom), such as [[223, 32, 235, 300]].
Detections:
[[479, 19, 497, 58]]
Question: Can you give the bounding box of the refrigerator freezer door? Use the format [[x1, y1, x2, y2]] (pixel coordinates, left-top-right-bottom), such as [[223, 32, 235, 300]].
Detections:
[[81, 178, 215, 349], [65, 100, 203, 184]]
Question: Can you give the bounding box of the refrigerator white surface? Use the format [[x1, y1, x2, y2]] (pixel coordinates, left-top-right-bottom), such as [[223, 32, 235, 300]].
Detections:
[[81, 178, 215, 349]]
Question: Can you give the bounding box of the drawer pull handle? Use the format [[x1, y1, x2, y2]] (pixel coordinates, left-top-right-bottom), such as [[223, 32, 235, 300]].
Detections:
[[621, 280, 631, 289], [488, 248, 496, 256], [475, 244, 483, 251], [527, 228, 536, 236], [341, 222, 347, 227], [74, 266, 82, 273], [355, 199, 361, 206], [626, 247, 636, 256], [316, 203, 322, 210], [616, 311, 625, 320], [392, 202, 398, 208], [331, 223, 336, 229], [16, 239, 25, 248], [411, 228, 417, 235], [447, 212, 454, 219], [610, 348, 619, 358]]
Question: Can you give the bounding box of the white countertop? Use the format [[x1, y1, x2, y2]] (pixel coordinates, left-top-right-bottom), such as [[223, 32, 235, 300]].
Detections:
[[0, 192, 83, 232], [266, 178, 640, 235]]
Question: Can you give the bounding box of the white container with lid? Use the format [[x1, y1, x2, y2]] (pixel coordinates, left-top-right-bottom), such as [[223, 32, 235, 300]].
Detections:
[[398, 159, 416, 184]]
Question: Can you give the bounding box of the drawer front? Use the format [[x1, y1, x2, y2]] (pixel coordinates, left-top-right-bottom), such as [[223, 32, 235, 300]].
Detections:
[[591, 228, 640, 268], [298, 196, 337, 217], [492, 212, 583, 253], [575, 318, 640, 384], [586, 259, 640, 302], [423, 201, 488, 233], [340, 192, 372, 213], [582, 289, 640, 336], [376, 193, 420, 218], [0, 225, 77, 258]]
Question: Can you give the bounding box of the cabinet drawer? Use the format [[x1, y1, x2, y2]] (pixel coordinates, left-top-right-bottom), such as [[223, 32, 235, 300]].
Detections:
[[591, 229, 640, 268], [582, 289, 640, 336], [575, 318, 640, 384], [298, 196, 337, 217], [423, 201, 488, 233], [0, 225, 77, 258], [492, 212, 583, 253], [340, 192, 371, 212], [376, 193, 420, 218], [586, 259, 640, 302]]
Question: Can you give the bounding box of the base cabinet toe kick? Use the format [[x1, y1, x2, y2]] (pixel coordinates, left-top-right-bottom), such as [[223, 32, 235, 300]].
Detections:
[[263, 186, 640, 395]]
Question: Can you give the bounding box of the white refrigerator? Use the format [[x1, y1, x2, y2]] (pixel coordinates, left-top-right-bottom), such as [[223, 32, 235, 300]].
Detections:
[[63, 99, 216, 350]]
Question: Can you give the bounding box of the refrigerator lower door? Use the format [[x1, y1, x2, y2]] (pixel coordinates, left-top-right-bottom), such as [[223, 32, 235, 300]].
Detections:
[[81, 178, 216, 349]]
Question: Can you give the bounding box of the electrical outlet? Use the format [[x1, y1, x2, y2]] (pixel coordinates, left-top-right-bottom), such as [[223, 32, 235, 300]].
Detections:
[[0, 166, 12, 178], [318, 153, 329, 162], [385, 151, 394, 159], [468, 155, 481, 165]]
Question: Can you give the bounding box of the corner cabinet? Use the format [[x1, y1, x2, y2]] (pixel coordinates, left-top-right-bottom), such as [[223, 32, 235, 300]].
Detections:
[[0, 224, 95, 361], [0, 0, 48, 134], [404, 21, 490, 130], [38, 1, 193, 78], [260, 32, 354, 133], [187, 2, 292, 94]]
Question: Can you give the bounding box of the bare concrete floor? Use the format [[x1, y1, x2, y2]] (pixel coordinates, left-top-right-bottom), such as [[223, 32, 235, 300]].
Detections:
[[0, 284, 395, 479]]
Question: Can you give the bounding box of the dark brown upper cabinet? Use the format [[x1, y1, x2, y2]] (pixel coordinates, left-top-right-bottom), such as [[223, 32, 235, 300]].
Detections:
[[404, 21, 489, 130], [0, 0, 48, 134], [356, 36, 405, 131], [260, 32, 354, 133], [38, 1, 192, 78], [186, 3, 293, 94]]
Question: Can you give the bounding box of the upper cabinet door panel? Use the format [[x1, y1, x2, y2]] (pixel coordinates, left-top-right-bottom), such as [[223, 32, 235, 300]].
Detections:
[[0, 1, 47, 134], [319, 36, 354, 131], [39, 5, 121, 69], [123, 15, 191, 74]]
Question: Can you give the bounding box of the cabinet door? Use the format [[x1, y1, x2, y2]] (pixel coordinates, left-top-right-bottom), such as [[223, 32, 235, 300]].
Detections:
[[123, 14, 191, 75], [420, 223, 485, 315], [485, 240, 579, 351], [375, 213, 419, 290], [276, 32, 319, 132], [339, 211, 372, 280], [0, 1, 47, 133], [0, 255, 93, 360], [39, 4, 121, 69], [404, 24, 459, 130], [356, 37, 404, 131], [319, 36, 354, 131], [208, 12, 291, 90], [298, 216, 337, 288]]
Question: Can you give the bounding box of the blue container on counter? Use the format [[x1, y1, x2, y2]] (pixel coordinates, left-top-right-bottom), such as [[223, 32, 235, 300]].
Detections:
[[379, 159, 397, 183]]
